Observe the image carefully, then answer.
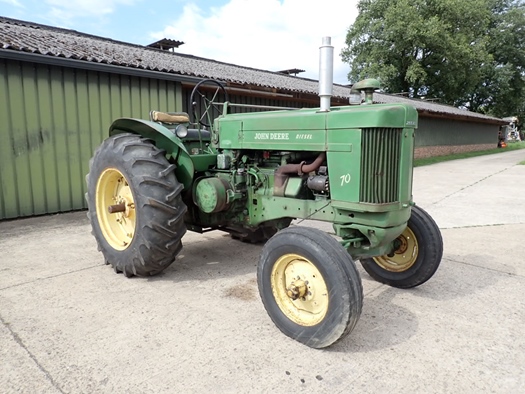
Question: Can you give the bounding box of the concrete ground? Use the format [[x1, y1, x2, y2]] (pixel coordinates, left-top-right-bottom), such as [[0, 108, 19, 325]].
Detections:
[[1, 150, 524, 394]]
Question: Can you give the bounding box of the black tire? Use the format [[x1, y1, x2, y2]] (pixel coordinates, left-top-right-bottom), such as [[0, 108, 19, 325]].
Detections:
[[230, 228, 269, 244], [360, 205, 443, 288], [257, 226, 363, 348], [229, 219, 292, 244], [86, 133, 187, 277]]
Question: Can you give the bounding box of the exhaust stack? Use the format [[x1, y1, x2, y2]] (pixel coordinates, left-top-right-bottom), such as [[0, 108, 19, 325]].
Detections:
[[319, 36, 334, 112]]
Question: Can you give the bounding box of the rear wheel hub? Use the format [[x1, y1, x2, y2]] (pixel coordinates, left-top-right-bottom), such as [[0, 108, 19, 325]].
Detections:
[[95, 168, 136, 250]]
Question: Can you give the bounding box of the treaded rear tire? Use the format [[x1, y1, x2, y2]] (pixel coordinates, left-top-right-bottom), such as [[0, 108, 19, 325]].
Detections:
[[86, 133, 187, 277]]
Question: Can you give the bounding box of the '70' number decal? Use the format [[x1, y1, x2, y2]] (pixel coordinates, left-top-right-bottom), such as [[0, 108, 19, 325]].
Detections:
[[340, 173, 351, 186]]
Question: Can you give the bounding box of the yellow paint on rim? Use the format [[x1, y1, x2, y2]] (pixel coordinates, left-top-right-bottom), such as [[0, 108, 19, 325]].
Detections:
[[373, 227, 418, 272], [270, 253, 329, 326], [95, 168, 136, 250]]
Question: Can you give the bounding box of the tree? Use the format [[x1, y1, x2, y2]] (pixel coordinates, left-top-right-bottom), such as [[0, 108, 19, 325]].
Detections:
[[466, 0, 525, 119], [341, 0, 525, 119]]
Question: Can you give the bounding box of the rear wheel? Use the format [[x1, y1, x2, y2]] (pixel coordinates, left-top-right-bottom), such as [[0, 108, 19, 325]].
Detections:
[[86, 133, 187, 277], [258, 227, 363, 348], [360, 205, 443, 288]]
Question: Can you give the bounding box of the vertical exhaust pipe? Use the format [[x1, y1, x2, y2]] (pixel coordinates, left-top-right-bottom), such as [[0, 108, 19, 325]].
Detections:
[[319, 36, 334, 112]]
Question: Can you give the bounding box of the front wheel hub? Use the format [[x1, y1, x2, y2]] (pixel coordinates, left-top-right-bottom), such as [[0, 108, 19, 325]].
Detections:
[[286, 279, 308, 300], [374, 227, 418, 272], [271, 254, 329, 326]]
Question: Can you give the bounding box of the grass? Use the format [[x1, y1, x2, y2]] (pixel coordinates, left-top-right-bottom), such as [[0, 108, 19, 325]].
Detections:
[[414, 141, 525, 167]]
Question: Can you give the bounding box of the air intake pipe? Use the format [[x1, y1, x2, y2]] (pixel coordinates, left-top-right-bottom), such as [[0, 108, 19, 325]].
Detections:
[[319, 36, 334, 112], [274, 152, 326, 196]]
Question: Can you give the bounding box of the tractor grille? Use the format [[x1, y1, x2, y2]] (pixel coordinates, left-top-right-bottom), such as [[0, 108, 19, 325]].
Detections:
[[360, 128, 402, 203]]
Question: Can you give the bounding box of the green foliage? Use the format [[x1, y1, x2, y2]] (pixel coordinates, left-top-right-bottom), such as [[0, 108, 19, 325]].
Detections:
[[471, 0, 525, 120], [341, 0, 525, 119]]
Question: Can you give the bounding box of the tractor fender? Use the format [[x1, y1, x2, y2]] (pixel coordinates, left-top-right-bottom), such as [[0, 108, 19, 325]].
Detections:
[[109, 118, 194, 189]]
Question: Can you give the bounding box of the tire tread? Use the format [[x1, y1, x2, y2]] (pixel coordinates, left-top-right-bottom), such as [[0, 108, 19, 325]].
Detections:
[[86, 133, 187, 277]]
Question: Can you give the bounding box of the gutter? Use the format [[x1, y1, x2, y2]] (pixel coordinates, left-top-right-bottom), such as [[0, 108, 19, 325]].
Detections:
[[418, 110, 507, 126], [0, 48, 204, 84]]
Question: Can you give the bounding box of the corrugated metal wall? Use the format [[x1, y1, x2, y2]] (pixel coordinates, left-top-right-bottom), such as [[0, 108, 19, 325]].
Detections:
[[417, 117, 497, 146], [226, 92, 315, 112], [0, 58, 184, 220], [182, 88, 316, 117]]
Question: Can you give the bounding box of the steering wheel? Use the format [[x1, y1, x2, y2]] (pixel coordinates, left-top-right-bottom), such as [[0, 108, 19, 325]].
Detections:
[[189, 79, 229, 127]]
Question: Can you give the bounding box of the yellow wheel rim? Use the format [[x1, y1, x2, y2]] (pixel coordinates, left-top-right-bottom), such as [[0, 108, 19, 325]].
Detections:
[[373, 227, 418, 272], [270, 253, 329, 326], [95, 168, 136, 250]]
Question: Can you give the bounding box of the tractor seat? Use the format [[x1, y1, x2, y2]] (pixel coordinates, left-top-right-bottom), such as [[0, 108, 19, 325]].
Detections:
[[150, 110, 190, 124], [149, 111, 211, 141]]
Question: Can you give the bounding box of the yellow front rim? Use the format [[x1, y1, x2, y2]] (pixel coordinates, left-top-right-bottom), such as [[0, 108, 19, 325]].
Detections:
[[373, 227, 418, 272], [271, 253, 329, 326], [95, 168, 136, 250]]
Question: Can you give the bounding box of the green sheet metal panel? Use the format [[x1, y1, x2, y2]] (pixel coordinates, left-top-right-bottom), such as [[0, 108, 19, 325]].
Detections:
[[0, 59, 15, 217], [0, 59, 183, 219]]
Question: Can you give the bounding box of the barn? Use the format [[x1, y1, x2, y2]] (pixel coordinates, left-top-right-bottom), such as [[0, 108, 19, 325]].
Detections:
[[0, 16, 505, 219]]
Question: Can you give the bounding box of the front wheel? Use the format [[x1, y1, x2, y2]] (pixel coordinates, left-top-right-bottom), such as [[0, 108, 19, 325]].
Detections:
[[86, 133, 187, 277], [257, 227, 363, 348], [360, 205, 443, 288]]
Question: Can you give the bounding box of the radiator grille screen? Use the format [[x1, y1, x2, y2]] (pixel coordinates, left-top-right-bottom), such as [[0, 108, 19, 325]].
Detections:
[[360, 128, 402, 203]]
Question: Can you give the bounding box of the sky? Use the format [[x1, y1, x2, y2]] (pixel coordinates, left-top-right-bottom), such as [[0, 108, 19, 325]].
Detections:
[[0, 0, 359, 84]]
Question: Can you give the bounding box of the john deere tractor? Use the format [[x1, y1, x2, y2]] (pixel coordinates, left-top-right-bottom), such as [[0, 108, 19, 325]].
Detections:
[[86, 37, 443, 348]]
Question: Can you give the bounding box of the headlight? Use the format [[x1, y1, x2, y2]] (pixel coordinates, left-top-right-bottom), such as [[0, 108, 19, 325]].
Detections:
[[175, 124, 188, 138]]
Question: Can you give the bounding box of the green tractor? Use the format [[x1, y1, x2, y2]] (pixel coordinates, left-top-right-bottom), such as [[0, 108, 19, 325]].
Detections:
[[86, 37, 442, 348]]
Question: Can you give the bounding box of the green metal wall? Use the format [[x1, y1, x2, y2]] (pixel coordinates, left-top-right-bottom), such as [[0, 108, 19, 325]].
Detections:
[[417, 117, 498, 147], [182, 89, 316, 116], [0, 58, 184, 220]]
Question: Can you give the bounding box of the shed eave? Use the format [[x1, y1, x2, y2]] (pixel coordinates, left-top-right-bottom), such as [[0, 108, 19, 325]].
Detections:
[[0, 48, 204, 84], [418, 109, 507, 126]]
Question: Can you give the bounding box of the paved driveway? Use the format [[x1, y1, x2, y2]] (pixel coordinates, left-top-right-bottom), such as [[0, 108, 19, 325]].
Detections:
[[1, 150, 524, 393]]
